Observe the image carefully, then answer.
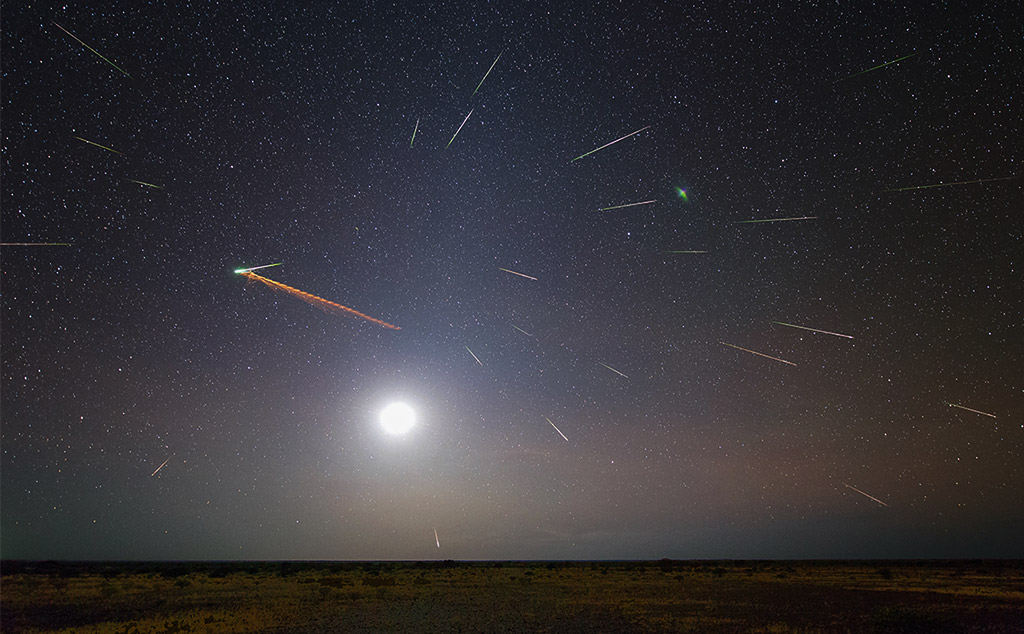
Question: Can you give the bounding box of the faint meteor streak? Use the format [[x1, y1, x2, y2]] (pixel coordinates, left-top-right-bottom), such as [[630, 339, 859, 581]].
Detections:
[[945, 402, 997, 419], [511, 324, 533, 337], [447, 109, 474, 148], [410, 118, 419, 147], [126, 178, 163, 189], [598, 362, 628, 379], [840, 52, 918, 80], [771, 321, 853, 339], [720, 342, 796, 366], [498, 267, 537, 281], [465, 346, 483, 366], [73, 136, 123, 154], [735, 216, 817, 224], [1, 242, 71, 246], [663, 250, 708, 254], [570, 126, 650, 162], [472, 51, 502, 96], [843, 483, 890, 508], [234, 262, 283, 274], [598, 199, 657, 212], [884, 176, 1017, 192], [434, 527, 441, 548], [151, 456, 171, 477], [545, 416, 569, 442], [52, 21, 131, 77]]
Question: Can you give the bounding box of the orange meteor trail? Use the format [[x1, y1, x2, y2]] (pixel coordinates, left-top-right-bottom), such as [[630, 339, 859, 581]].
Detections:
[[151, 456, 171, 477], [721, 342, 796, 366], [498, 267, 537, 280], [239, 271, 400, 330]]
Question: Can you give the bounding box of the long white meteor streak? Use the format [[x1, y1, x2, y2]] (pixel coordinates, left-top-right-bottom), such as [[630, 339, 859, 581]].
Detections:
[[447, 109, 474, 148], [472, 52, 502, 96], [498, 267, 537, 281], [151, 456, 171, 477], [843, 483, 890, 508], [720, 342, 796, 366], [434, 527, 441, 548], [945, 402, 997, 418], [545, 416, 569, 442], [465, 346, 483, 366], [234, 262, 283, 274], [598, 199, 657, 212], [571, 126, 650, 162], [598, 362, 628, 378], [511, 324, 533, 337], [771, 321, 853, 339]]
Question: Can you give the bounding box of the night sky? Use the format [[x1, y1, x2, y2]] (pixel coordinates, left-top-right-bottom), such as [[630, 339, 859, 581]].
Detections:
[[2, 2, 1021, 561]]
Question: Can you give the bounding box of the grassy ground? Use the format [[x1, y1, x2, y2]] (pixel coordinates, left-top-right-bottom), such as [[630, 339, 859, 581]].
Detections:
[[2, 560, 1022, 633]]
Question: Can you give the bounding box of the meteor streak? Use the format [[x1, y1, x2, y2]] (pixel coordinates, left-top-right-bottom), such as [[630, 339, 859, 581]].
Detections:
[[735, 216, 817, 224], [238, 271, 400, 329], [234, 262, 283, 274], [465, 346, 483, 366], [472, 51, 502, 96], [570, 126, 650, 162], [1, 242, 71, 246], [434, 527, 440, 548], [841, 52, 918, 80], [720, 342, 796, 366], [843, 483, 890, 508], [598, 362, 628, 379], [410, 118, 419, 147], [447, 109, 473, 148], [663, 250, 708, 254], [771, 321, 853, 339], [545, 416, 569, 442], [598, 199, 657, 212], [53, 21, 131, 77], [884, 176, 1017, 192], [945, 402, 997, 419], [73, 136, 123, 154], [511, 324, 533, 337], [126, 178, 163, 189], [151, 456, 171, 477], [498, 267, 537, 281]]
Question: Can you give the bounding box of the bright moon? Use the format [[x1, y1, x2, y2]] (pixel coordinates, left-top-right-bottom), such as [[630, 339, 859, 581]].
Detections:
[[380, 402, 416, 435]]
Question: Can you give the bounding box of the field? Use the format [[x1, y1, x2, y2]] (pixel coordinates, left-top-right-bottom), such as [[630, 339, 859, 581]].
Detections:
[[2, 560, 1022, 633]]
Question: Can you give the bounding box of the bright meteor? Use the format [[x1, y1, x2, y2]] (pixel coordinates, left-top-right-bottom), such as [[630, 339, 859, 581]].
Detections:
[[570, 126, 650, 162], [735, 216, 817, 224], [771, 321, 853, 339], [598, 362, 628, 379], [410, 118, 419, 147], [73, 136, 123, 154], [126, 178, 163, 189], [841, 52, 918, 80], [472, 51, 502, 96], [465, 346, 483, 366], [498, 267, 537, 281], [53, 21, 131, 77], [721, 342, 796, 366], [545, 416, 569, 442], [447, 109, 474, 148], [945, 402, 997, 419], [238, 271, 400, 330], [884, 176, 1017, 192], [598, 199, 657, 212], [234, 262, 283, 274], [151, 456, 171, 477], [843, 483, 890, 508]]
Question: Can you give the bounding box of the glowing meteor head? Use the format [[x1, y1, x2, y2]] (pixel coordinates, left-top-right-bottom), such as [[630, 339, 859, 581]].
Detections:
[[675, 187, 689, 202]]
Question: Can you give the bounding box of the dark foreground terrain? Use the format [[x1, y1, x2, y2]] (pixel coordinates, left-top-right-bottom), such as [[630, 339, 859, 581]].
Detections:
[[2, 560, 1022, 633]]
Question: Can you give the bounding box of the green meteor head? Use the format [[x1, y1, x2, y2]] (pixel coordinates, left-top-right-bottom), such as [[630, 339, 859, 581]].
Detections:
[[675, 187, 689, 202], [234, 269, 245, 274]]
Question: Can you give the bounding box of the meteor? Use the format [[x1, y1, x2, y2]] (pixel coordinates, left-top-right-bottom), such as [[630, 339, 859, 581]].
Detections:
[[151, 456, 171, 477], [472, 51, 502, 96], [598, 362, 628, 379], [598, 199, 656, 212], [545, 416, 569, 442], [1, 242, 71, 246], [735, 216, 816, 224], [771, 321, 853, 339], [663, 250, 708, 254], [945, 402, 997, 419], [234, 262, 283, 274], [52, 21, 131, 77], [720, 342, 796, 366], [843, 483, 890, 508], [465, 346, 483, 366], [434, 527, 441, 548], [884, 175, 1017, 192], [840, 52, 918, 80], [447, 109, 474, 148], [570, 126, 650, 162], [73, 136, 122, 154], [498, 267, 537, 281], [410, 118, 419, 147], [511, 324, 533, 337], [126, 178, 163, 189]]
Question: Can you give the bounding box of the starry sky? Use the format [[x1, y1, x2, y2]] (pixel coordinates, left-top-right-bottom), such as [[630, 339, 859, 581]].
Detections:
[[2, 1, 1022, 561]]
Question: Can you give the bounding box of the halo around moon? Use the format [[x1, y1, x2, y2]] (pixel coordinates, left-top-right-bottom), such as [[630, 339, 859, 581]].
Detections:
[[380, 402, 416, 435]]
